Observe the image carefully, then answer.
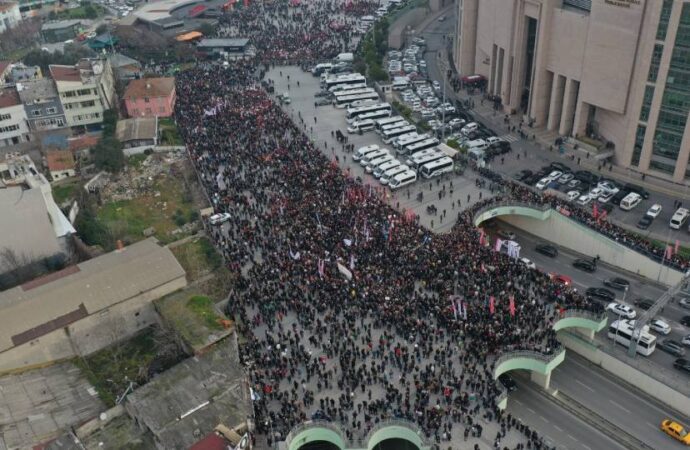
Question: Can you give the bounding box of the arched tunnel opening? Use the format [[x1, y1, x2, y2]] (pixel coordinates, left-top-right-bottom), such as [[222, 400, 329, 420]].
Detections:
[[296, 441, 343, 450], [371, 438, 421, 450]]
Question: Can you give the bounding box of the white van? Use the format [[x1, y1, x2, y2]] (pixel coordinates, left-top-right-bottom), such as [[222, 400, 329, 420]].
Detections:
[[466, 139, 488, 151], [365, 154, 395, 172], [360, 149, 390, 166], [467, 148, 486, 161], [380, 164, 409, 185], [461, 122, 479, 135], [374, 159, 401, 178], [347, 119, 375, 134], [619, 192, 642, 211], [353, 144, 380, 161], [389, 170, 418, 190], [392, 76, 410, 90], [311, 63, 334, 76], [670, 208, 689, 229]]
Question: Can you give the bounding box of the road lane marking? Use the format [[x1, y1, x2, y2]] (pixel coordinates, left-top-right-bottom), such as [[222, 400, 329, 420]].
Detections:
[[575, 379, 595, 392], [647, 422, 657, 429], [554, 425, 563, 432], [567, 434, 577, 441], [526, 407, 536, 414], [539, 415, 550, 423], [609, 399, 631, 413], [582, 445, 592, 450], [514, 399, 523, 405]]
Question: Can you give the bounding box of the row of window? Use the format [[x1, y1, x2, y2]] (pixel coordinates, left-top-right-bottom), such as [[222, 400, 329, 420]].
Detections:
[[35, 117, 65, 128], [131, 107, 167, 116], [30, 107, 58, 116], [62, 88, 97, 98], [0, 113, 10, 121], [72, 112, 101, 122], [0, 124, 20, 133], [63, 100, 97, 110]]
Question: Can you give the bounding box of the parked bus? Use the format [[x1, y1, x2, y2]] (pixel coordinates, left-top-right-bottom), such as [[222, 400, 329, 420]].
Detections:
[[329, 82, 367, 93], [345, 103, 391, 122], [323, 73, 367, 90], [389, 170, 417, 190], [607, 319, 656, 356], [419, 156, 454, 179], [394, 133, 427, 153], [382, 125, 418, 144], [402, 137, 439, 156], [334, 91, 380, 108], [356, 109, 393, 124], [375, 116, 407, 133], [333, 88, 376, 102], [378, 120, 408, 134], [408, 151, 445, 171]]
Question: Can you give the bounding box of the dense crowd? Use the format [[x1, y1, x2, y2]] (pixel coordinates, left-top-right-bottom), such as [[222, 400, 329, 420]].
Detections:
[[218, 0, 378, 61], [174, 62, 603, 450]]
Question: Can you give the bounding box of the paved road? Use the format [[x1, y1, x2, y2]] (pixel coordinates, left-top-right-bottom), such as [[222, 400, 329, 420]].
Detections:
[[550, 353, 688, 450], [421, 16, 690, 247]]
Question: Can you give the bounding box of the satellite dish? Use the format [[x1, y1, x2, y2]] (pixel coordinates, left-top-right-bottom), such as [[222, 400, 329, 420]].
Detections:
[[100, 413, 107, 421]]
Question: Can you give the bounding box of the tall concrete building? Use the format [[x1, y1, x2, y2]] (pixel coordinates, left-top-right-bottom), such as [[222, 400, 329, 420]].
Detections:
[[455, 0, 690, 183]]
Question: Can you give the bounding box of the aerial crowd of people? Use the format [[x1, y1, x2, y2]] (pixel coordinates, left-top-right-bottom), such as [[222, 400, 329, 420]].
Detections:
[[169, 1, 685, 449]]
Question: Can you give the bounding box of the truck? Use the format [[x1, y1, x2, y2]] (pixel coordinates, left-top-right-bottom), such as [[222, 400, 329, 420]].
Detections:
[[334, 52, 354, 63]]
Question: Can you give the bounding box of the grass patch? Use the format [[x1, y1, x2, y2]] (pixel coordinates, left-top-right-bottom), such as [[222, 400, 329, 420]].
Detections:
[[54, 4, 106, 20], [97, 172, 196, 244], [157, 290, 231, 350], [127, 153, 148, 170], [159, 118, 183, 146], [74, 327, 184, 407], [171, 237, 222, 281], [52, 181, 79, 204]]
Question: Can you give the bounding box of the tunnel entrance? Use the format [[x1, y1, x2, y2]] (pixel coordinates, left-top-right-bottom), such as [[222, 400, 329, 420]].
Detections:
[[371, 438, 420, 450], [296, 441, 342, 450]]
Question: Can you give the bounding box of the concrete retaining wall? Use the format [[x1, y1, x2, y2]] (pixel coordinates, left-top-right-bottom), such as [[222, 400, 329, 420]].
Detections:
[[558, 331, 690, 417], [388, 8, 428, 49], [123, 145, 186, 156], [499, 210, 683, 285]]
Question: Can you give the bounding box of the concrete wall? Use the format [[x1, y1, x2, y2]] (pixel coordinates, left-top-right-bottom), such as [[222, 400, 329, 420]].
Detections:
[[559, 331, 690, 417], [0, 276, 187, 373], [497, 209, 683, 285], [387, 8, 428, 49]]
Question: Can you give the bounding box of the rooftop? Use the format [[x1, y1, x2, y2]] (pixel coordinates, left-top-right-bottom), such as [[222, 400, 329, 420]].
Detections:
[[107, 52, 141, 70], [124, 77, 175, 99], [116, 117, 158, 141], [126, 336, 250, 450], [197, 38, 250, 48], [46, 149, 75, 172], [133, 0, 200, 23], [41, 19, 82, 31], [0, 61, 11, 77], [0, 2, 17, 13], [0, 238, 186, 353], [0, 87, 20, 108], [16, 78, 58, 103], [49, 64, 82, 83]]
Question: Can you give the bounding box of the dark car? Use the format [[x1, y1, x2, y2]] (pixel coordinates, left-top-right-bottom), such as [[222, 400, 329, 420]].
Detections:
[[681, 316, 690, 327], [550, 162, 570, 172], [637, 215, 653, 230], [575, 170, 599, 184], [659, 340, 686, 357], [514, 169, 532, 181], [315, 98, 332, 106], [625, 183, 650, 199], [535, 243, 558, 257], [314, 90, 330, 97], [634, 298, 655, 310], [492, 141, 512, 153], [679, 298, 690, 310], [573, 258, 596, 272], [497, 230, 516, 240], [603, 277, 630, 290], [612, 189, 631, 205], [600, 203, 614, 214], [586, 287, 615, 302], [523, 174, 541, 186], [499, 374, 517, 392], [674, 358, 690, 374]]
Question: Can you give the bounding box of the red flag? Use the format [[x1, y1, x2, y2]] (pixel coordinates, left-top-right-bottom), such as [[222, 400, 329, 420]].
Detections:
[[509, 296, 515, 317], [479, 229, 486, 246], [599, 210, 608, 221], [592, 203, 598, 219], [489, 296, 495, 315], [665, 245, 673, 260], [675, 239, 680, 255]]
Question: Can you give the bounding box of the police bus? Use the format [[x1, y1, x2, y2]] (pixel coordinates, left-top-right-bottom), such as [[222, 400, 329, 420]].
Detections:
[[402, 137, 439, 156], [375, 116, 407, 133], [334, 90, 380, 108], [419, 156, 454, 179], [323, 73, 367, 91], [345, 103, 392, 122], [382, 125, 418, 144], [394, 133, 428, 153]]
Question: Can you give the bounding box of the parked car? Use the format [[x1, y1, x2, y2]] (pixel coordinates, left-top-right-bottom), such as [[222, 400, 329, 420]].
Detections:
[[634, 298, 654, 310], [603, 277, 630, 290], [650, 319, 671, 335], [679, 298, 690, 310], [535, 243, 558, 257], [209, 212, 231, 225], [637, 215, 653, 230], [647, 204, 663, 218], [659, 339, 686, 357], [566, 190, 580, 201], [586, 287, 615, 302], [606, 302, 636, 319], [576, 194, 592, 206], [550, 162, 570, 172], [573, 259, 596, 272], [514, 169, 533, 181], [681, 316, 690, 327]]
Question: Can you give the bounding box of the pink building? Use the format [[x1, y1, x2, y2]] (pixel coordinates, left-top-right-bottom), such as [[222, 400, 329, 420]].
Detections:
[[123, 77, 176, 118]]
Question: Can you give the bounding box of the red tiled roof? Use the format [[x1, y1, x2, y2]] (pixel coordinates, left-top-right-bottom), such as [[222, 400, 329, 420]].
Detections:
[[49, 64, 82, 82], [0, 87, 20, 108], [69, 134, 99, 151], [0, 60, 11, 76], [124, 77, 175, 99], [189, 433, 230, 450], [46, 149, 76, 172]]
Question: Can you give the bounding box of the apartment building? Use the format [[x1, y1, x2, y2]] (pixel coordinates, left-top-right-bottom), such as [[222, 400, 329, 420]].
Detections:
[[0, 87, 30, 147], [0, 2, 21, 34], [17, 78, 67, 131], [50, 59, 116, 130]]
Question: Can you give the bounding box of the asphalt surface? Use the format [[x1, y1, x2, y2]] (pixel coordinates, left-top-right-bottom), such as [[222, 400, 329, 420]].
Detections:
[[421, 15, 690, 247]]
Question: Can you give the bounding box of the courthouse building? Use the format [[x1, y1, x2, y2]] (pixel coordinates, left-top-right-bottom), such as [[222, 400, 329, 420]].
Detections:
[[455, 0, 690, 182]]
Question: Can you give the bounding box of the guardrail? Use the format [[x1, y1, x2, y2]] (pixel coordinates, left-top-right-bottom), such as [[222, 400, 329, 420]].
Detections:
[[493, 348, 564, 368], [561, 308, 607, 322], [284, 420, 346, 449]]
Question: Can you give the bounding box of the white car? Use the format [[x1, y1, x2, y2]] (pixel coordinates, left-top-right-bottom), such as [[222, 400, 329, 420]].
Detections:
[[432, 80, 441, 91], [448, 118, 465, 129], [486, 137, 501, 146], [520, 257, 536, 270], [646, 204, 662, 218], [576, 194, 592, 206], [682, 334, 690, 346], [598, 191, 615, 203], [209, 212, 231, 225], [547, 170, 563, 181], [598, 181, 620, 195], [607, 302, 637, 319], [536, 177, 552, 190], [589, 187, 604, 199], [566, 190, 580, 201], [649, 319, 671, 335]]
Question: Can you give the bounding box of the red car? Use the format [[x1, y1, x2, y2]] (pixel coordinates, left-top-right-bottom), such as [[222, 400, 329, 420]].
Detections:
[[550, 273, 572, 286]]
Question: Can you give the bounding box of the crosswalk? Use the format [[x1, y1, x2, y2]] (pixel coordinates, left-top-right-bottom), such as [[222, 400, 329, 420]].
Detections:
[[499, 134, 520, 143]]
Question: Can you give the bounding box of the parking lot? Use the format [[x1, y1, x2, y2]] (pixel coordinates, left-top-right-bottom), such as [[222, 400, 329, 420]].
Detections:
[[266, 65, 494, 233]]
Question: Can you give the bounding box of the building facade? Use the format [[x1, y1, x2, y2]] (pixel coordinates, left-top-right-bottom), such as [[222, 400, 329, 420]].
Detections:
[[0, 2, 21, 33], [17, 78, 67, 131], [50, 59, 116, 130], [40, 20, 83, 43], [455, 0, 690, 183], [0, 87, 30, 147], [123, 77, 176, 118]]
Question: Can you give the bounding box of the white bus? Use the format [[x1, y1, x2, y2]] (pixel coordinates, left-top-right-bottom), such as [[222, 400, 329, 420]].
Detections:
[[359, 148, 390, 166], [353, 144, 380, 161], [373, 159, 401, 178], [375, 116, 407, 133], [395, 133, 427, 152], [382, 125, 418, 144], [607, 319, 656, 356], [389, 170, 417, 190], [329, 82, 367, 93], [323, 73, 366, 90], [346, 103, 392, 122], [408, 151, 445, 170], [334, 91, 380, 108], [347, 119, 375, 134], [378, 120, 408, 134], [419, 156, 454, 179], [380, 164, 409, 185], [333, 88, 376, 102], [403, 138, 439, 156], [355, 109, 393, 124]]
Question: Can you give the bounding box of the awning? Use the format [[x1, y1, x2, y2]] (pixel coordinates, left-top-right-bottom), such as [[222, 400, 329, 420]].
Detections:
[[176, 31, 203, 42]]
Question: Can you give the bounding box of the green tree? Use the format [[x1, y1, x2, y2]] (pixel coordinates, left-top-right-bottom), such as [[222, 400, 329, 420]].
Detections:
[[93, 137, 125, 173], [75, 200, 113, 249], [102, 109, 118, 137]]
